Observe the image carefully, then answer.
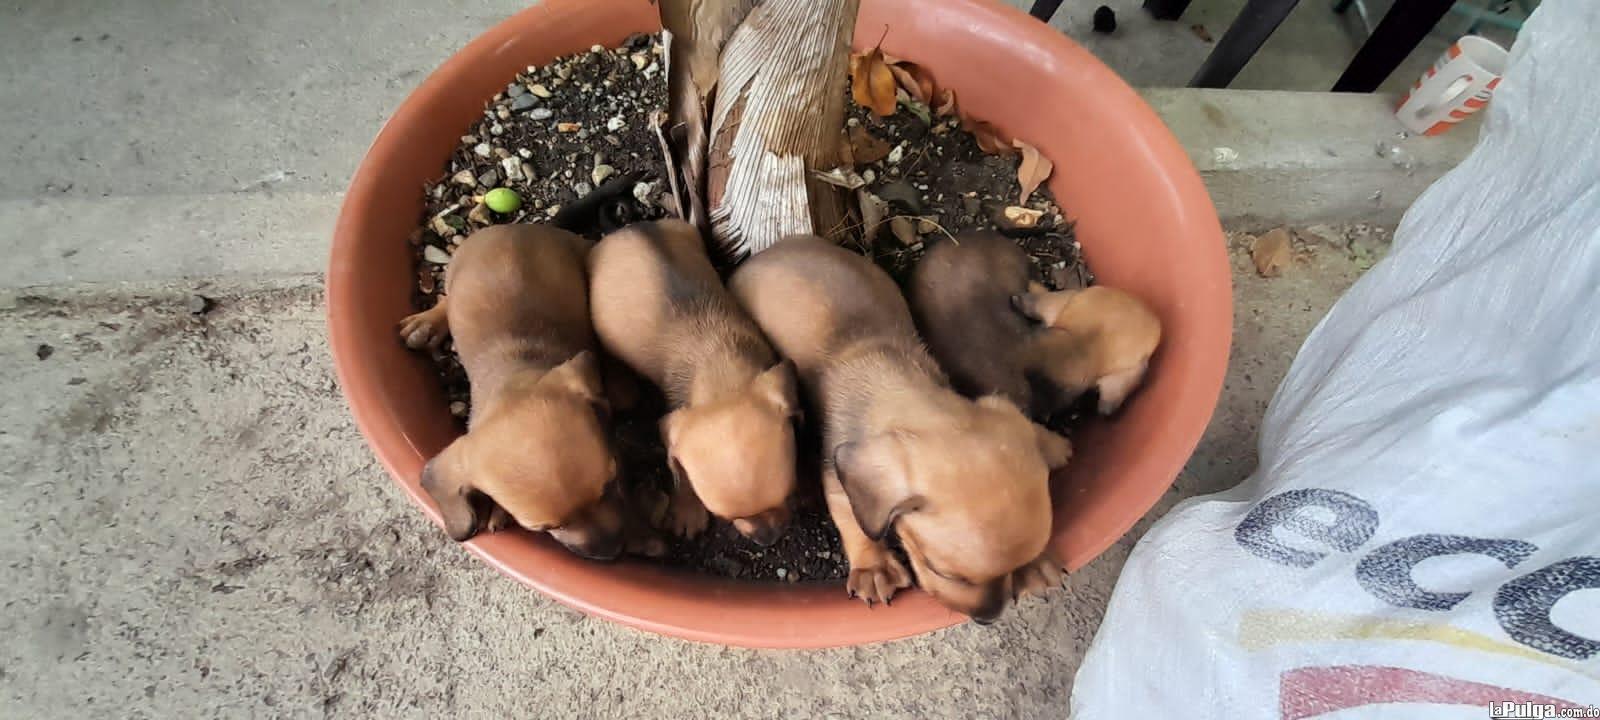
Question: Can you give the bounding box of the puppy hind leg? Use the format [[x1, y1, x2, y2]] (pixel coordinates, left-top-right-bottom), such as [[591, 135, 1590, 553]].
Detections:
[[398, 296, 451, 350], [824, 466, 911, 606]]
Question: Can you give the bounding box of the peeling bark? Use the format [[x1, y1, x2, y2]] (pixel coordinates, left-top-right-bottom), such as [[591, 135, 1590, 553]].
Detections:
[[655, 0, 858, 261]]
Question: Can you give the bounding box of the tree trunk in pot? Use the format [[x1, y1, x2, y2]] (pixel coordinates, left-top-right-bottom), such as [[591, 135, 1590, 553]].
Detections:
[[658, 0, 858, 261]]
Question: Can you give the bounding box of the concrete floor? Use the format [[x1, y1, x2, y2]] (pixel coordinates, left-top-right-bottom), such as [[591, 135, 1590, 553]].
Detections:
[[0, 237, 1380, 718], [0, 0, 1423, 716]]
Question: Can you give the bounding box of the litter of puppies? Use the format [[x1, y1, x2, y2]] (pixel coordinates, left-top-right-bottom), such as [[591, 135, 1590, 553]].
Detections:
[[397, 39, 1163, 624]]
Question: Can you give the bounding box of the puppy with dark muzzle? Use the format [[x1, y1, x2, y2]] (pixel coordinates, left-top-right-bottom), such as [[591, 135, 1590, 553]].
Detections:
[[397, 223, 640, 561], [909, 232, 1161, 422], [730, 236, 1072, 623], [588, 219, 800, 546]]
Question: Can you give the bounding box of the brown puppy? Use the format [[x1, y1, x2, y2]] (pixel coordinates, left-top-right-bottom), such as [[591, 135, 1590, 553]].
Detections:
[[397, 223, 628, 560], [1012, 284, 1162, 416], [908, 233, 1040, 414], [910, 232, 1161, 420], [730, 236, 1071, 623], [588, 220, 799, 545]]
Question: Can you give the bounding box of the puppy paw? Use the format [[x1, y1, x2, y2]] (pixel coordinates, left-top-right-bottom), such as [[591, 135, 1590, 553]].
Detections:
[[1011, 552, 1066, 601], [667, 491, 710, 538], [397, 307, 449, 350], [484, 506, 515, 534], [626, 528, 670, 558], [846, 550, 912, 606]]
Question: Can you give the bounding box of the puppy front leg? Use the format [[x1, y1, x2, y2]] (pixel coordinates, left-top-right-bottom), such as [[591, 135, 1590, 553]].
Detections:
[[666, 481, 710, 538], [482, 504, 515, 534], [398, 296, 451, 350], [1011, 550, 1066, 601], [824, 466, 911, 606]]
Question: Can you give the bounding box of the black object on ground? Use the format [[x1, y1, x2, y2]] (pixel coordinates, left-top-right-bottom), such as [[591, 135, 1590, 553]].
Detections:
[[1093, 5, 1118, 33]]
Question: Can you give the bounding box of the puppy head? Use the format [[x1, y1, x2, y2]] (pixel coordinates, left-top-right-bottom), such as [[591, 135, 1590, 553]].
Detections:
[[661, 361, 800, 545], [419, 351, 626, 560], [1013, 286, 1162, 415], [835, 395, 1071, 622]]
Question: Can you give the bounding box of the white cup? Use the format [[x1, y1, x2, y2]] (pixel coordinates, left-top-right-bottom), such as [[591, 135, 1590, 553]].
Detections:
[[1395, 35, 1509, 136]]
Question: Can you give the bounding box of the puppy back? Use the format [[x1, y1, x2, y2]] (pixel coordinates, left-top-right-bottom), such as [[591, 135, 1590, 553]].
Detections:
[[444, 223, 595, 368]]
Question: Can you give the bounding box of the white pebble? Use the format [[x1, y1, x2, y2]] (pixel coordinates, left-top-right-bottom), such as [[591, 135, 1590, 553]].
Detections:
[[631, 53, 649, 70], [528, 83, 552, 99], [530, 108, 554, 121], [500, 157, 523, 182], [473, 143, 492, 158], [451, 169, 476, 187], [632, 181, 654, 204], [590, 44, 605, 53], [517, 148, 533, 159], [643, 62, 659, 78], [606, 116, 626, 132], [776, 568, 788, 579], [862, 169, 876, 184], [489, 122, 504, 137], [423, 245, 453, 265], [887, 143, 905, 165], [592, 164, 616, 186]]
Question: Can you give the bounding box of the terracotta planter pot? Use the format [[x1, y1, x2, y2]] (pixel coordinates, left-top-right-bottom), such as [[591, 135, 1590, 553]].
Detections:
[[327, 0, 1231, 648]]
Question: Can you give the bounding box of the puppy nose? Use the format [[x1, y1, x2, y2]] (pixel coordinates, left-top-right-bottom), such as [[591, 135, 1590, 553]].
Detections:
[[734, 516, 789, 547], [971, 612, 1001, 626], [747, 521, 786, 547]]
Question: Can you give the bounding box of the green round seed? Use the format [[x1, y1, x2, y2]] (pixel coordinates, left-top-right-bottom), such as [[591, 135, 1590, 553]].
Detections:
[[485, 187, 522, 214]]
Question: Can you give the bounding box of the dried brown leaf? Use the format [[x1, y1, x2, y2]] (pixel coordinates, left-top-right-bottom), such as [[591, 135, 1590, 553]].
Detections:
[[962, 115, 1016, 156], [886, 62, 935, 105], [848, 125, 892, 165], [1014, 139, 1054, 204], [1000, 206, 1044, 230], [934, 88, 957, 118], [813, 167, 867, 190], [890, 216, 920, 246], [1190, 24, 1214, 43], [851, 48, 899, 117], [1252, 228, 1292, 277]]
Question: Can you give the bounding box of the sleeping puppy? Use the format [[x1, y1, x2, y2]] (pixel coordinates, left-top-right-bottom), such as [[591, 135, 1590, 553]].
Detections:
[[910, 232, 1161, 420], [1012, 283, 1162, 416], [588, 219, 800, 546], [730, 235, 1071, 623], [397, 223, 632, 560]]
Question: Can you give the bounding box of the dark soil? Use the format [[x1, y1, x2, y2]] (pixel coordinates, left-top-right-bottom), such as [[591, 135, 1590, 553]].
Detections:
[[407, 37, 1089, 584], [843, 93, 1089, 290]]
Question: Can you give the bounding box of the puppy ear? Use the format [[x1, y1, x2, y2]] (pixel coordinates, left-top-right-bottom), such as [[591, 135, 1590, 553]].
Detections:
[[1034, 424, 1073, 471], [834, 437, 922, 541], [543, 350, 611, 421], [1095, 360, 1149, 415], [755, 360, 802, 421], [1011, 289, 1078, 326], [420, 440, 483, 541]]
